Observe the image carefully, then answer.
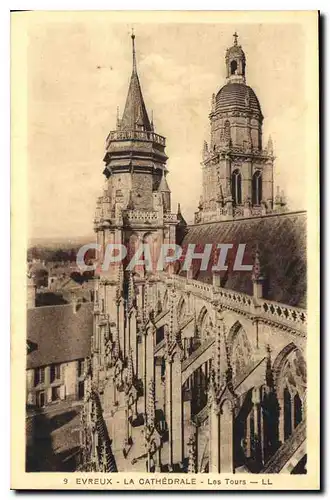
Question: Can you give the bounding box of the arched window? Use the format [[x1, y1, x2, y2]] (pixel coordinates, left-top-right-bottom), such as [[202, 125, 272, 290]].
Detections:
[[293, 393, 302, 428], [230, 60, 237, 75], [252, 171, 262, 205], [231, 169, 242, 205]]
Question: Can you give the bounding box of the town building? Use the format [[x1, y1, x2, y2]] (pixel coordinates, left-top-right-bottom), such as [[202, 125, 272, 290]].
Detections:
[[26, 300, 93, 407], [80, 33, 307, 474]]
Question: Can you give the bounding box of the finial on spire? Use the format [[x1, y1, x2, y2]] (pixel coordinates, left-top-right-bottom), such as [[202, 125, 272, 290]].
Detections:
[[267, 135, 274, 154], [150, 109, 154, 131], [252, 245, 263, 282], [131, 28, 137, 74], [233, 32, 238, 46], [116, 106, 120, 129]]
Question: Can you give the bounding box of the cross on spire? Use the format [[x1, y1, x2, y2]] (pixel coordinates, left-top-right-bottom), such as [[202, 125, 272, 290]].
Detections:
[[233, 32, 238, 46], [131, 28, 137, 73]]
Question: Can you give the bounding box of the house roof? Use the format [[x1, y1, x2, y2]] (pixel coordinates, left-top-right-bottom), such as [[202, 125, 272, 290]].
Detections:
[[181, 211, 307, 308], [27, 302, 93, 369]]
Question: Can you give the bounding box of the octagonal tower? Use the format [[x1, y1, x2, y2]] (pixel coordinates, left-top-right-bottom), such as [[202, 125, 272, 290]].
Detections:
[[195, 33, 286, 223]]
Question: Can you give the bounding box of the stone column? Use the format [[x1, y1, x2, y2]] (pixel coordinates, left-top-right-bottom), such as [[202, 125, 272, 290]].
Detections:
[[219, 400, 234, 472], [252, 387, 263, 463], [146, 326, 155, 390], [243, 160, 252, 203], [166, 351, 183, 468], [209, 400, 220, 472], [130, 310, 137, 374], [246, 411, 252, 458], [137, 333, 143, 382], [117, 299, 125, 358], [154, 357, 163, 407]]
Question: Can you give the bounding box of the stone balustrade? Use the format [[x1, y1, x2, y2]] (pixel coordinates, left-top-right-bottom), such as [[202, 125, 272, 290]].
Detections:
[[123, 210, 159, 224], [216, 288, 253, 314], [163, 213, 178, 223], [160, 272, 306, 333], [259, 299, 307, 330], [106, 130, 166, 147]]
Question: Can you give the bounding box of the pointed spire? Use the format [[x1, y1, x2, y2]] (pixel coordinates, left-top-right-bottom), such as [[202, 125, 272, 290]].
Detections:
[[187, 428, 197, 473], [233, 31, 238, 46], [265, 345, 275, 389], [275, 185, 281, 204], [116, 263, 124, 301], [127, 190, 135, 210], [252, 246, 262, 281], [177, 202, 187, 226], [213, 311, 232, 392], [127, 271, 136, 310], [121, 32, 151, 132], [267, 135, 273, 154], [131, 29, 137, 74], [147, 378, 155, 430], [113, 327, 120, 360], [150, 110, 154, 131], [116, 106, 121, 129], [158, 170, 170, 192], [127, 348, 134, 387]]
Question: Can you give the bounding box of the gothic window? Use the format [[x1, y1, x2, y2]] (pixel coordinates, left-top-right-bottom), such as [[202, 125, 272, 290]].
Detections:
[[252, 170, 262, 205], [177, 298, 187, 324], [230, 60, 238, 75], [231, 326, 252, 379], [293, 393, 303, 428], [196, 307, 213, 344], [231, 169, 242, 205], [276, 347, 306, 442]]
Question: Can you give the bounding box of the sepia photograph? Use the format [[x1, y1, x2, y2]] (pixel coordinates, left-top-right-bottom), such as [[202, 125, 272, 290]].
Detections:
[[11, 10, 319, 490]]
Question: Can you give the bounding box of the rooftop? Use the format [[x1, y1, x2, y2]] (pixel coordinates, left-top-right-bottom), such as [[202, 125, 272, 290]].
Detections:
[[181, 211, 307, 308], [27, 302, 93, 369]]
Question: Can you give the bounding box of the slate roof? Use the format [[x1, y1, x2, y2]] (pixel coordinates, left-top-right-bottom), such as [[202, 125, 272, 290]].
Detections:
[[181, 211, 306, 308], [215, 83, 262, 118], [27, 302, 93, 369]]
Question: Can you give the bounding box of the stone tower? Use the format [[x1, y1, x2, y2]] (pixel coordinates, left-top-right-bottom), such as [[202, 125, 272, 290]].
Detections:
[[92, 32, 179, 378], [195, 33, 286, 223]]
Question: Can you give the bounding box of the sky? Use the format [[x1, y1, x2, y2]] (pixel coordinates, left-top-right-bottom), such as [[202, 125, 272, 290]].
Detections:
[[26, 15, 307, 240]]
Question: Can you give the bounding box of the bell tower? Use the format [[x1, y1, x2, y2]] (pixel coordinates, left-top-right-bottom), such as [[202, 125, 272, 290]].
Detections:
[[93, 33, 179, 366], [226, 32, 246, 84], [195, 33, 286, 223]]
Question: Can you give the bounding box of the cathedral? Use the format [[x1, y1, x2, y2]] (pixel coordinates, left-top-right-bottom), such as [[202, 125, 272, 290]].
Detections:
[[80, 32, 307, 474]]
